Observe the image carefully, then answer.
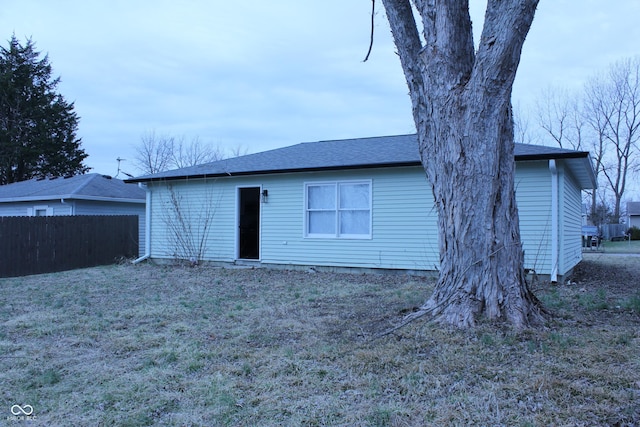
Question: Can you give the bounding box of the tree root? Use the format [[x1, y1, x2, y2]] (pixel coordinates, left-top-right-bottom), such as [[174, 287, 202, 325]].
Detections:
[[375, 306, 436, 339], [375, 291, 549, 339]]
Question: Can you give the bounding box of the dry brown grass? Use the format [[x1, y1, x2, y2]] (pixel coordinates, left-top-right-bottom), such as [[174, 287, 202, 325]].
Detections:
[[1, 255, 639, 426]]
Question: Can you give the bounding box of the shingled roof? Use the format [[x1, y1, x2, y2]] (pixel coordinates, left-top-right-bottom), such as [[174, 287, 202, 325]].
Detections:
[[0, 173, 145, 203], [628, 202, 640, 216], [127, 134, 596, 189]]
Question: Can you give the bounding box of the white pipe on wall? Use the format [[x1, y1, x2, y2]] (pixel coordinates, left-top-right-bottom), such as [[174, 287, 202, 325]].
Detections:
[[549, 160, 559, 283], [132, 183, 151, 264]]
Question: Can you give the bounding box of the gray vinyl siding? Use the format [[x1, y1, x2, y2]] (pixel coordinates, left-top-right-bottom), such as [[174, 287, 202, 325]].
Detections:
[[148, 179, 236, 261], [0, 200, 72, 216], [147, 168, 437, 270], [261, 167, 437, 270], [0, 203, 36, 216], [559, 163, 583, 275], [514, 161, 553, 276], [147, 162, 581, 276]]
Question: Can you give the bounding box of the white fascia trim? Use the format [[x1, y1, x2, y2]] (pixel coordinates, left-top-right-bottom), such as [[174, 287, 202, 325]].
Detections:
[[0, 195, 145, 204]]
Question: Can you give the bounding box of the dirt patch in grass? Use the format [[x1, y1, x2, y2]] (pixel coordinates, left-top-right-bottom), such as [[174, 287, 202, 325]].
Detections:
[[1, 257, 639, 426]]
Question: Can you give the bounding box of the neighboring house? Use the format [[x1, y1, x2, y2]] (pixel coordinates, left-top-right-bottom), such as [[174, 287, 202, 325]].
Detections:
[[127, 134, 596, 281], [0, 173, 146, 255], [628, 202, 640, 229]]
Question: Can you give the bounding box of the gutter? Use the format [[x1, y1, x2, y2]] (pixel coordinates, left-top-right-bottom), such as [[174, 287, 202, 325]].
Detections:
[[0, 194, 145, 204], [124, 162, 422, 184], [132, 183, 151, 264], [549, 160, 559, 283], [60, 198, 75, 215]]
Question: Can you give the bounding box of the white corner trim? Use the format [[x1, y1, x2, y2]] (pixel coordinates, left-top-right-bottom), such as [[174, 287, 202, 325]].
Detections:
[[549, 159, 559, 283]]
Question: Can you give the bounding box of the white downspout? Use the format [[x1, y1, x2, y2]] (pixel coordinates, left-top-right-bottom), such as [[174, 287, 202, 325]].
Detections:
[[549, 160, 559, 283], [60, 198, 75, 215], [132, 183, 151, 264]]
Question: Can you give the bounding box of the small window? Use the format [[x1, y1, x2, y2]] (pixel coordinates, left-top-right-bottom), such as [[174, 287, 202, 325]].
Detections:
[[32, 205, 51, 217], [304, 180, 371, 238]]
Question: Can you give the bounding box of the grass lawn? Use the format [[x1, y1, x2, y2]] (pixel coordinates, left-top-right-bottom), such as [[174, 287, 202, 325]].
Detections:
[[599, 239, 640, 254], [1, 259, 639, 426]]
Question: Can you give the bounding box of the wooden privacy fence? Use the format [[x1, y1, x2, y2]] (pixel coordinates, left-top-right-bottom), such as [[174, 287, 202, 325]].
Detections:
[[600, 223, 628, 240], [0, 215, 138, 278]]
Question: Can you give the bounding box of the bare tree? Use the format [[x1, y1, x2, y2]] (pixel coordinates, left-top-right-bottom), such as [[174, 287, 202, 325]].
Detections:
[[586, 57, 640, 222], [536, 86, 586, 150], [535, 85, 605, 224], [160, 182, 220, 264], [381, 0, 545, 328], [228, 144, 250, 158], [513, 102, 538, 145], [583, 78, 610, 224], [134, 131, 175, 175], [172, 136, 226, 169], [134, 131, 230, 175], [534, 59, 640, 226]]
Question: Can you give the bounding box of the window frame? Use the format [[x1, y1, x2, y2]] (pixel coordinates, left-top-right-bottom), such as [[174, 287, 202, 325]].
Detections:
[[303, 179, 372, 239], [31, 205, 52, 217]]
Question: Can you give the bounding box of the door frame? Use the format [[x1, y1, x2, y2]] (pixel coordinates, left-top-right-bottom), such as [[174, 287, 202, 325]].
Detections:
[[235, 185, 262, 260]]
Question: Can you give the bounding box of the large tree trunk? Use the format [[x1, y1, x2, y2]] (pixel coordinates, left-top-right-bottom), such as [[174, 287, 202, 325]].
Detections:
[[382, 0, 546, 327]]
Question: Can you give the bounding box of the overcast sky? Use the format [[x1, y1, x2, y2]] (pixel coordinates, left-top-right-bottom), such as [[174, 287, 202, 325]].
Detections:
[[2, 1, 640, 192]]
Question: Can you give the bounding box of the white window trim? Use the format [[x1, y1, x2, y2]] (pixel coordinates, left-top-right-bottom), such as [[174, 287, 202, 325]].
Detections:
[[31, 205, 53, 217], [303, 179, 372, 239]]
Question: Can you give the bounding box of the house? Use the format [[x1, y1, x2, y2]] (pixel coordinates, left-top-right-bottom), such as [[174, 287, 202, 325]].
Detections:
[[0, 173, 146, 255], [127, 134, 596, 281], [628, 202, 640, 229]]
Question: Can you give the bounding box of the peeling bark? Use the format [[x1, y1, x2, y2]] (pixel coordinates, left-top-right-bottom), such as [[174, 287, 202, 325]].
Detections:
[[382, 0, 546, 327]]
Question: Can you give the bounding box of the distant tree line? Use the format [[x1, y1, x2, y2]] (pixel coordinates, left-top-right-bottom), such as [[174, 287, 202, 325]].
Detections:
[[0, 35, 89, 185], [521, 56, 640, 226]]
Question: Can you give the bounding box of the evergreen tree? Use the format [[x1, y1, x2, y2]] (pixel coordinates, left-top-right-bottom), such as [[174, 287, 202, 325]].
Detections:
[[0, 35, 89, 184]]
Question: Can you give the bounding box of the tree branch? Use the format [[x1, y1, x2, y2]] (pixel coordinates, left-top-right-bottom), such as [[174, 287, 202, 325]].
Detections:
[[363, 0, 375, 62], [471, 0, 539, 101], [421, 0, 475, 85], [380, 0, 424, 94]]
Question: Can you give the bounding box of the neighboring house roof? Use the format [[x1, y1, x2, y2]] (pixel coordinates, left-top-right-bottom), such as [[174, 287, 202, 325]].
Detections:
[[127, 134, 597, 189], [628, 202, 640, 216], [0, 173, 146, 203]]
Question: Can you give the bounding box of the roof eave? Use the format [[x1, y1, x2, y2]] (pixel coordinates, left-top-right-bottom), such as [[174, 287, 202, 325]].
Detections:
[[514, 151, 591, 161], [127, 151, 596, 184], [70, 195, 146, 203], [517, 151, 596, 190], [125, 161, 423, 183], [0, 194, 145, 204]]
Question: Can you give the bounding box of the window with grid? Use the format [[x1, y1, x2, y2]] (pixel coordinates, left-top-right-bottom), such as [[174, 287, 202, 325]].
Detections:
[[305, 181, 371, 238]]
